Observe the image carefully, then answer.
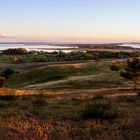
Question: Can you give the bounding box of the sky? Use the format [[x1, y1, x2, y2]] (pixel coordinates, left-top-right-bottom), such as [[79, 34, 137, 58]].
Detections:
[[0, 0, 140, 43]]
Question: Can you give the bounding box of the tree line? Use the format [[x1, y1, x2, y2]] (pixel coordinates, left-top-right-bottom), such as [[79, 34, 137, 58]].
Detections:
[[1, 48, 139, 63]]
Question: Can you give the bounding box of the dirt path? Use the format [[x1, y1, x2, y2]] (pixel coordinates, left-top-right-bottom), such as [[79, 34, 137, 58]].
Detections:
[[1, 85, 137, 103], [3, 87, 137, 101], [24, 74, 104, 90], [51, 87, 137, 99]]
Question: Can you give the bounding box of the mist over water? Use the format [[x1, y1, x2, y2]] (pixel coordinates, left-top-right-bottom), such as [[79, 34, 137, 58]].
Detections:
[[120, 43, 140, 49], [0, 43, 140, 53], [0, 43, 77, 53]]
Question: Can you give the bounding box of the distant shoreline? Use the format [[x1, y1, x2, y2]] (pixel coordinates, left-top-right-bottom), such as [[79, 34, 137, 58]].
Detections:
[[0, 43, 140, 52]]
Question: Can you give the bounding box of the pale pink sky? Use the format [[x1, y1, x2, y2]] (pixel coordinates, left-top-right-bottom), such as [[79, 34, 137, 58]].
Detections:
[[0, 0, 140, 43]]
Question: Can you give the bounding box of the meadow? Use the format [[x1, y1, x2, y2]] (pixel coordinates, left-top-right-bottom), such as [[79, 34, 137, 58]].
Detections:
[[0, 48, 140, 140]]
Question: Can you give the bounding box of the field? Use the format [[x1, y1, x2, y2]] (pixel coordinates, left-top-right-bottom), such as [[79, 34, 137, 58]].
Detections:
[[0, 48, 140, 140]]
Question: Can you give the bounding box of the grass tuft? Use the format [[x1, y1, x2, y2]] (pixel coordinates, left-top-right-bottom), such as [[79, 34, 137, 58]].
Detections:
[[81, 101, 120, 120], [32, 94, 47, 106]]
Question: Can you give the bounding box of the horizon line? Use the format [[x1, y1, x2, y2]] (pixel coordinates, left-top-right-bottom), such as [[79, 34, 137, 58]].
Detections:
[[0, 41, 139, 44]]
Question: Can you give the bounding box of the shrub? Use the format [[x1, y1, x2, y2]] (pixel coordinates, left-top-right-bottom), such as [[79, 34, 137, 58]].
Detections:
[[90, 125, 107, 135], [117, 96, 137, 103], [138, 92, 140, 97], [0, 76, 7, 88], [32, 94, 47, 106], [12, 56, 24, 64], [120, 58, 140, 90], [81, 101, 120, 120], [2, 48, 27, 55], [0, 95, 16, 101], [1, 68, 15, 78], [0, 102, 9, 108], [110, 63, 121, 72], [92, 93, 104, 100]]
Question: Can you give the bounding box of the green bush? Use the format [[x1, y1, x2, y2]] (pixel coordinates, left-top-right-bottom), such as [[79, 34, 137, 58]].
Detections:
[[81, 101, 120, 120]]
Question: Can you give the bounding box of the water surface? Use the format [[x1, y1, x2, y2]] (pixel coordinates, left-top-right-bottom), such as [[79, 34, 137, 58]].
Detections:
[[0, 43, 77, 53]]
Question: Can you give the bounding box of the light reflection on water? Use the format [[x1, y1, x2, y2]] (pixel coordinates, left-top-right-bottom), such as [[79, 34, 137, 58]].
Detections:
[[120, 43, 140, 49]]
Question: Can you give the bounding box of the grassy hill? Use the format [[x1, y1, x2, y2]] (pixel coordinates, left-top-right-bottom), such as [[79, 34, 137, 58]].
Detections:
[[7, 60, 126, 89], [0, 52, 140, 140]]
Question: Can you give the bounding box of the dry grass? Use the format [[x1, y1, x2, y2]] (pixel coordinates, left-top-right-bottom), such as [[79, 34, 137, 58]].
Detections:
[[0, 87, 139, 140], [0, 58, 139, 139], [0, 88, 64, 96], [0, 112, 139, 140]]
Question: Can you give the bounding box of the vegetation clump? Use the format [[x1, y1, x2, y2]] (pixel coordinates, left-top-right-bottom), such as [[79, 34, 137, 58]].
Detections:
[[81, 101, 120, 120], [90, 125, 107, 135], [2, 48, 27, 55], [110, 63, 121, 72], [0, 76, 7, 88], [12, 56, 24, 64], [1, 68, 15, 78], [137, 92, 140, 97], [1, 49, 139, 64], [117, 96, 137, 103], [32, 94, 47, 106], [120, 58, 140, 90], [92, 93, 104, 100], [0, 95, 16, 101]]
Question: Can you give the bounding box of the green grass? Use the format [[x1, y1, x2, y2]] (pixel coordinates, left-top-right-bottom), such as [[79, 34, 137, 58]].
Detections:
[[7, 60, 127, 89], [48, 72, 125, 89], [0, 55, 126, 89], [7, 62, 103, 88], [0, 53, 140, 139]]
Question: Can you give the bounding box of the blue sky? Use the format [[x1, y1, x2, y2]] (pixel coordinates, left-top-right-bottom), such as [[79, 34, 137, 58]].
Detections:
[[0, 0, 140, 42]]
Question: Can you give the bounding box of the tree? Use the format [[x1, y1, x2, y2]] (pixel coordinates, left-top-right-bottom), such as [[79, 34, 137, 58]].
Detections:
[[120, 58, 140, 90], [1, 68, 15, 78], [0, 76, 7, 88], [110, 63, 121, 72], [2, 48, 27, 55], [12, 56, 24, 64]]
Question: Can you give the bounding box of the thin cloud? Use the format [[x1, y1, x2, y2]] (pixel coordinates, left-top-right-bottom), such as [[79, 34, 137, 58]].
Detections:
[[0, 34, 16, 39]]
